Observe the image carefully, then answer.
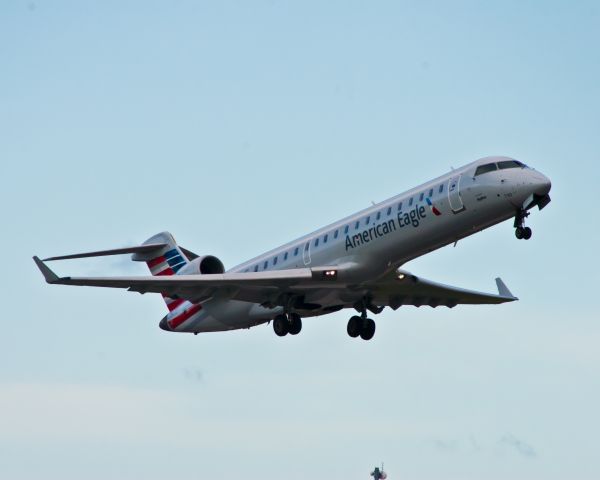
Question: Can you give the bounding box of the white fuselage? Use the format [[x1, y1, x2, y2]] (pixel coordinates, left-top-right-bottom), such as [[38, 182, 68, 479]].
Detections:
[[167, 156, 550, 333]]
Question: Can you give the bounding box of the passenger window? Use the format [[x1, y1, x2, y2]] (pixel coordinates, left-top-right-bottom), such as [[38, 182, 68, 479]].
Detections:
[[273, 256, 278, 265], [294, 247, 299, 256], [344, 225, 349, 234], [387, 206, 392, 216], [263, 260, 268, 270], [439, 184, 443, 193], [254, 265, 258, 272], [428, 188, 433, 197], [419, 192, 424, 201], [397, 202, 403, 211], [376, 211, 381, 220], [334, 230, 339, 239], [314, 238, 319, 247], [284, 252, 288, 261], [355, 221, 360, 230], [324, 234, 328, 243], [498, 160, 524, 170], [474, 163, 497, 176], [409, 198, 413, 206], [366, 216, 370, 225]]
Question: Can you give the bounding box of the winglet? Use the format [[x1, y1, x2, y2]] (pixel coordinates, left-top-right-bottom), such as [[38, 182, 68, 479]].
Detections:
[[495, 277, 518, 300], [33, 256, 60, 283]]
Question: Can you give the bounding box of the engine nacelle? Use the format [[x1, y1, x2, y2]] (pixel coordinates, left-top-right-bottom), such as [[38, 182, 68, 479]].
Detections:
[[177, 255, 225, 275]]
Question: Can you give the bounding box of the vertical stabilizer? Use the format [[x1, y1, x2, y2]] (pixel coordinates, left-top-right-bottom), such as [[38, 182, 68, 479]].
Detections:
[[132, 232, 190, 311]]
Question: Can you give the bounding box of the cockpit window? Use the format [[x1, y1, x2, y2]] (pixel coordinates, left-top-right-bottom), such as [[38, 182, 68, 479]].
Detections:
[[497, 160, 525, 169], [474, 163, 497, 176]]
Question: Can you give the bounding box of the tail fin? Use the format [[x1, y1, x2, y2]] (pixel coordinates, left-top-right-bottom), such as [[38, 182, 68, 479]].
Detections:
[[132, 232, 190, 311]]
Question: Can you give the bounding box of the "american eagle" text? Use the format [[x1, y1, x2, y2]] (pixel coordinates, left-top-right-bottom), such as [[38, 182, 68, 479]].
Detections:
[[345, 205, 427, 250]]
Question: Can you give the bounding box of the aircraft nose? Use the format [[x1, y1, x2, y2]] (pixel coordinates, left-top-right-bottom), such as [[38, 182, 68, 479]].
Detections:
[[531, 172, 552, 196], [159, 316, 171, 331]]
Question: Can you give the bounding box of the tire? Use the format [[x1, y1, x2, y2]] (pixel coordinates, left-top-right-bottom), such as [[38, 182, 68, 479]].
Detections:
[[288, 313, 302, 335], [347, 316, 362, 338], [523, 226, 532, 240], [360, 318, 376, 341], [273, 314, 289, 337], [515, 227, 524, 240]]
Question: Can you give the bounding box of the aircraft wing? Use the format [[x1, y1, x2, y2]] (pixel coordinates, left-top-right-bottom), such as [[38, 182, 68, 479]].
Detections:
[[366, 269, 518, 309], [33, 256, 516, 310], [33, 256, 333, 305]]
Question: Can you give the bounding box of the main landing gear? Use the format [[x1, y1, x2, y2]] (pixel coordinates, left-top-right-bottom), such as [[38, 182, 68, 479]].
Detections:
[[273, 313, 302, 337], [347, 314, 376, 341], [514, 209, 532, 240]]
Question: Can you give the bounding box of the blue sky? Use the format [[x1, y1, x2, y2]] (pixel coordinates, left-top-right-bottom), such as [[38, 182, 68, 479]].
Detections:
[[1, 1, 599, 479]]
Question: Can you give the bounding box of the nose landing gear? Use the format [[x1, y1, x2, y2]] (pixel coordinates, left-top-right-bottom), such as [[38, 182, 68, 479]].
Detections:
[[515, 226, 532, 240], [514, 209, 532, 240]]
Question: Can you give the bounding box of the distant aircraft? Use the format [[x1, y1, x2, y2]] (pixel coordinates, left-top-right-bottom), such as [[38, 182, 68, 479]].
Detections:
[[34, 156, 551, 340], [371, 463, 387, 479]]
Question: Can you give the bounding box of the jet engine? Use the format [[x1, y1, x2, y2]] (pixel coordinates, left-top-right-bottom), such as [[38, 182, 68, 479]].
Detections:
[[177, 255, 225, 275]]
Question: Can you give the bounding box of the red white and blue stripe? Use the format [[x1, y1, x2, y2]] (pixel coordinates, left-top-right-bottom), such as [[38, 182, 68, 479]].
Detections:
[[426, 197, 442, 216], [146, 248, 203, 328], [166, 302, 203, 329], [146, 248, 187, 276]]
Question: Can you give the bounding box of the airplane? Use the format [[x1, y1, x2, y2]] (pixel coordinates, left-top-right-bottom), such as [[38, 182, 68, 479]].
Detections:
[[33, 156, 551, 340], [371, 463, 387, 480]]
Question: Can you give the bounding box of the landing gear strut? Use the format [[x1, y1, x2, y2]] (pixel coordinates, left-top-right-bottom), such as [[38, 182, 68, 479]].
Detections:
[[514, 209, 532, 240], [273, 313, 302, 337]]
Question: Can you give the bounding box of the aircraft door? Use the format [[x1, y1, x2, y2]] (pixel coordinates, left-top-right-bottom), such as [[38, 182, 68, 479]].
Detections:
[[303, 240, 311, 265], [447, 174, 466, 213]]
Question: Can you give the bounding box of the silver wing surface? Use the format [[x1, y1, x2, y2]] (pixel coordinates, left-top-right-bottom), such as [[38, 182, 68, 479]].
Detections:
[[366, 270, 517, 309], [33, 257, 517, 312]]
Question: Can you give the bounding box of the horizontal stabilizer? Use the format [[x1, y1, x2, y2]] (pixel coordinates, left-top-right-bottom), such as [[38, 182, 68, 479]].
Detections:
[[43, 243, 168, 261]]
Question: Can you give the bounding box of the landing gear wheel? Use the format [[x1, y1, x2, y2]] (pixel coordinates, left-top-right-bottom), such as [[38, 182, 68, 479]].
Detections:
[[347, 316, 362, 338], [273, 314, 289, 337], [288, 313, 302, 335], [515, 227, 524, 240], [360, 318, 376, 341], [514, 208, 531, 241]]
